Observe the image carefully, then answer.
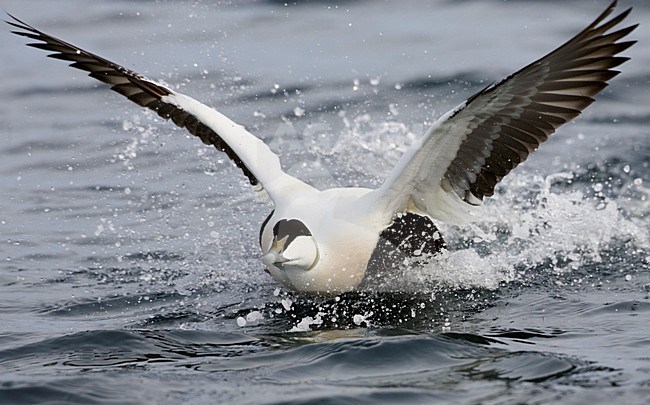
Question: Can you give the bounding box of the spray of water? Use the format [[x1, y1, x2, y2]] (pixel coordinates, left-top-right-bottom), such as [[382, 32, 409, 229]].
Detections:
[[116, 112, 649, 331]]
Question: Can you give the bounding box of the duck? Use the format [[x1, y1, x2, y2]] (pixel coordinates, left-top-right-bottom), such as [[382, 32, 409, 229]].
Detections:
[[7, 1, 636, 293]]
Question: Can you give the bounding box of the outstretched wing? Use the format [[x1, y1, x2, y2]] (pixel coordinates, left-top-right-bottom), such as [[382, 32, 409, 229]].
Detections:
[[7, 14, 310, 204], [369, 0, 636, 223]]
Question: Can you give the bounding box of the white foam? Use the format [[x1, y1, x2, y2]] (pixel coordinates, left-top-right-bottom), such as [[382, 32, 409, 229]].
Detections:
[[407, 171, 650, 290], [326, 114, 649, 291], [290, 313, 324, 332]]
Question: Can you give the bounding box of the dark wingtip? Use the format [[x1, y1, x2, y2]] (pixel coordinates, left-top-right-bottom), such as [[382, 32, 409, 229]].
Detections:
[[4, 11, 30, 28], [5, 12, 38, 38], [7, 21, 27, 30], [614, 6, 633, 23]]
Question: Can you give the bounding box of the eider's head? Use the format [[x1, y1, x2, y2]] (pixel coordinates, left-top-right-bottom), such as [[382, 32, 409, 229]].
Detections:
[[261, 218, 319, 275], [259, 208, 374, 294]]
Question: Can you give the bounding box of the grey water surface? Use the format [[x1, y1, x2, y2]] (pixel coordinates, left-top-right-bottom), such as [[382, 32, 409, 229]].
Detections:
[[1, 0, 649, 403]]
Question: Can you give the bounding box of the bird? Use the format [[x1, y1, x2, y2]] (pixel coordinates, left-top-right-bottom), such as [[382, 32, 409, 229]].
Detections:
[[7, 1, 637, 294]]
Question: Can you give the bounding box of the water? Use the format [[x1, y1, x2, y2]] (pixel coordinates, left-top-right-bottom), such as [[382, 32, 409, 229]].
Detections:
[[1, 0, 649, 403]]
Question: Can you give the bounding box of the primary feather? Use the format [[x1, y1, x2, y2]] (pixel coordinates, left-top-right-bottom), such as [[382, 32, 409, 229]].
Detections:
[[372, 1, 637, 224], [6, 13, 309, 204]]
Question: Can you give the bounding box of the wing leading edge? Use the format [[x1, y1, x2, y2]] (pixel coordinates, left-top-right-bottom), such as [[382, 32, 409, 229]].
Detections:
[[7, 14, 309, 203], [371, 0, 637, 224]]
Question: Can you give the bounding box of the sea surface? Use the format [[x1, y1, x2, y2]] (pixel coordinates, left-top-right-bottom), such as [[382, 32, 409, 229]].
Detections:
[[1, 0, 649, 403]]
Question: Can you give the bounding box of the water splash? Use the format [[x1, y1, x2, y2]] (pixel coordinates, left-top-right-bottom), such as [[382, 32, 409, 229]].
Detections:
[[115, 115, 157, 171], [112, 111, 649, 332], [320, 114, 649, 291], [422, 170, 650, 290]]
